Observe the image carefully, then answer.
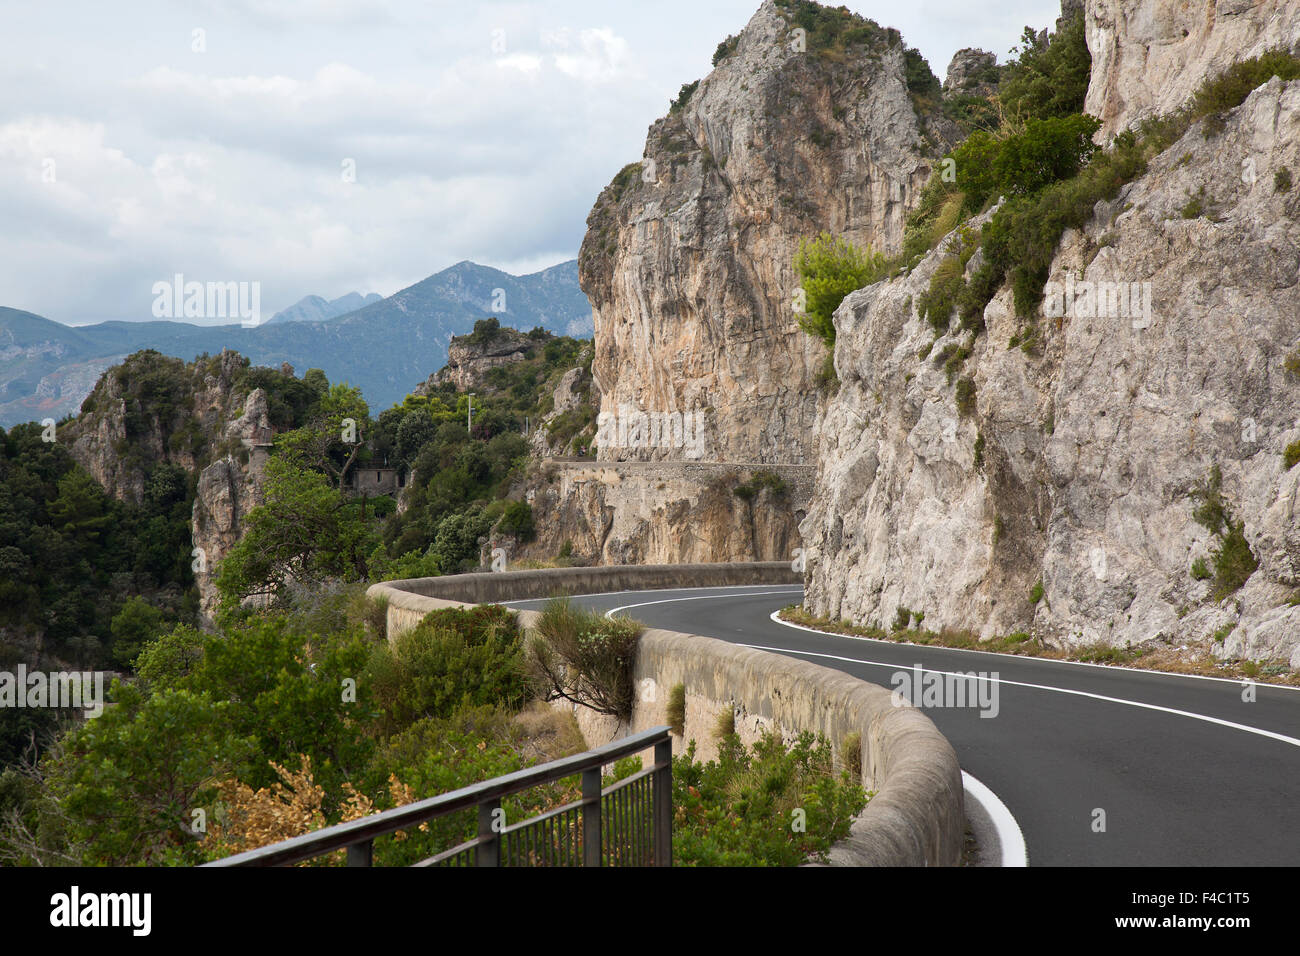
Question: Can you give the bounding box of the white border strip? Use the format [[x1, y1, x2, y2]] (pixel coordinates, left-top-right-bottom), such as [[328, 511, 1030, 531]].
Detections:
[[771, 608, 1300, 694], [963, 771, 1028, 867]]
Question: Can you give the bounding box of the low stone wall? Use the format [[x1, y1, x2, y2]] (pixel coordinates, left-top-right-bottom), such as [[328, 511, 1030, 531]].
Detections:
[[367, 563, 964, 866]]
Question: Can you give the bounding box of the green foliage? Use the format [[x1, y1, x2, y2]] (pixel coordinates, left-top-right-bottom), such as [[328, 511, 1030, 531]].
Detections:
[[1276, 167, 1293, 193], [215, 458, 379, 606], [1191, 466, 1259, 600], [528, 598, 642, 720], [1191, 48, 1300, 118], [712, 33, 740, 66], [429, 503, 494, 574], [672, 731, 868, 866], [773, 0, 890, 59], [793, 232, 887, 347], [955, 376, 977, 417], [1190, 557, 1211, 581], [44, 681, 255, 865], [998, 11, 1091, 120], [1284, 441, 1300, 471], [892, 606, 912, 632], [0, 422, 194, 675], [1030, 579, 1044, 604], [670, 80, 699, 113], [363, 605, 529, 739], [734, 469, 789, 501], [919, 256, 966, 332], [496, 499, 536, 541], [109, 596, 167, 667]]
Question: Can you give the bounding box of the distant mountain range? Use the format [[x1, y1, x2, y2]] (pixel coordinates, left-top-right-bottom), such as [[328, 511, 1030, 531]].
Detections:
[[268, 291, 383, 324], [0, 260, 593, 427]]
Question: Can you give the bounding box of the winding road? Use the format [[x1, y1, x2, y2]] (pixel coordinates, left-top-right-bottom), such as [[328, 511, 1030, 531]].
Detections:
[[508, 584, 1300, 866]]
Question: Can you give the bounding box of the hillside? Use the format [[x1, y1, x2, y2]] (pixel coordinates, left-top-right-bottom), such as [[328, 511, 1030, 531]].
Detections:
[[0, 260, 593, 428]]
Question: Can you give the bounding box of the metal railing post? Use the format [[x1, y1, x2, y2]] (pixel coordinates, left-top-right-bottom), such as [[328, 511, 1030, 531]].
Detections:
[[653, 738, 673, 867], [582, 768, 602, 866], [346, 840, 373, 867], [477, 799, 500, 867]]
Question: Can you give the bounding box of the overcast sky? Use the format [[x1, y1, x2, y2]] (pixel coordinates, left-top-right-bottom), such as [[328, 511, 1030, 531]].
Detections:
[[0, 0, 1062, 325]]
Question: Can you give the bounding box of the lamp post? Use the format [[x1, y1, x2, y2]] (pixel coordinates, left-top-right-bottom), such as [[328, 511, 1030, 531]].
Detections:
[[467, 393, 475, 433]]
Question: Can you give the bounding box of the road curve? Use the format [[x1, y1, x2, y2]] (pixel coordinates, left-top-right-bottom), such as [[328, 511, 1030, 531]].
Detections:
[[507, 585, 1300, 866]]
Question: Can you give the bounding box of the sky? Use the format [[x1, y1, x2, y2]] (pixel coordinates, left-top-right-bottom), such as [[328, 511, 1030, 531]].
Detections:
[[0, 0, 1063, 325]]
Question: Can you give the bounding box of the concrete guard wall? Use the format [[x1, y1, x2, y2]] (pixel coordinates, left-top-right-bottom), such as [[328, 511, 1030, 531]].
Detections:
[[367, 563, 964, 866]]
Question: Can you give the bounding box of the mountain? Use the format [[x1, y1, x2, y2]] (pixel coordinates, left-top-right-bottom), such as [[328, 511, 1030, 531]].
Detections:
[[0, 260, 592, 427], [268, 292, 383, 324]]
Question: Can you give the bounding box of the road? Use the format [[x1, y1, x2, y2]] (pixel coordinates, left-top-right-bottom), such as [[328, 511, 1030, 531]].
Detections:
[[507, 584, 1300, 866]]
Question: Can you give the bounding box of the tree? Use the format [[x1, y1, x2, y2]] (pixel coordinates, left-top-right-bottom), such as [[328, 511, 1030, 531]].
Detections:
[[793, 233, 887, 347], [214, 458, 377, 607], [275, 383, 371, 489], [999, 12, 1091, 120], [110, 596, 167, 667]]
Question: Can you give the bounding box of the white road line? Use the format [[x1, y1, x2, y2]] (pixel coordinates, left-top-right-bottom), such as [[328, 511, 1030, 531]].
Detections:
[[603, 589, 804, 618], [736, 641, 1300, 750], [771, 608, 1300, 694], [963, 771, 1028, 868]]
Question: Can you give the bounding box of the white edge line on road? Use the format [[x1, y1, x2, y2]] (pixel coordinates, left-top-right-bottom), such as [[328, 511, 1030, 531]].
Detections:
[[736, 639, 1300, 750], [963, 771, 1028, 868], [770, 607, 1300, 694], [603, 589, 804, 618]]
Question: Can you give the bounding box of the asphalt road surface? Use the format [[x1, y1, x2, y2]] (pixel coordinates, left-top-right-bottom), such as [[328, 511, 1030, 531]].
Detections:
[[507, 584, 1300, 866]]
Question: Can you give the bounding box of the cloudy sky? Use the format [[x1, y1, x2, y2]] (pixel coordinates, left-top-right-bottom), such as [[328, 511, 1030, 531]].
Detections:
[[0, 0, 1061, 325]]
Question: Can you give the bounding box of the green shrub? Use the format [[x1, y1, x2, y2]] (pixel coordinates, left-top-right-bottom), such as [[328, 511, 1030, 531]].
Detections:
[[998, 9, 1091, 120], [672, 731, 868, 866], [1285, 441, 1300, 470], [1275, 167, 1293, 193], [1191, 49, 1300, 117], [955, 376, 977, 417], [497, 500, 536, 541], [528, 598, 642, 721], [1190, 557, 1211, 581], [734, 469, 789, 501], [364, 604, 529, 738], [1030, 579, 1044, 604], [793, 232, 887, 347], [670, 80, 699, 113], [712, 33, 739, 66], [1210, 521, 1259, 600], [892, 606, 912, 632], [918, 256, 965, 332]]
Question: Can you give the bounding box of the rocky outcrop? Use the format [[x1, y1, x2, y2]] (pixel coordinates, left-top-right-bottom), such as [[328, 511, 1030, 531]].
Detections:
[[1085, 0, 1300, 140], [425, 326, 536, 394], [944, 49, 999, 96], [580, 0, 940, 465], [492, 462, 812, 567], [802, 75, 1300, 664]]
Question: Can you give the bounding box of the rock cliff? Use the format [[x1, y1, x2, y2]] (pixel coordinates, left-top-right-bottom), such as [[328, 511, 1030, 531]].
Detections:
[[1086, 0, 1300, 140], [802, 72, 1300, 664], [579, 0, 943, 465]]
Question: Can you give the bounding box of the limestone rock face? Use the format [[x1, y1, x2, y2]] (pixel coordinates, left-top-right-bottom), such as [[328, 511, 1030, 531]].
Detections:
[[494, 462, 811, 568], [944, 49, 999, 96], [426, 326, 534, 394], [803, 76, 1300, 662], [1085, 0, 1300, 140], [580, 0, 938, 466]]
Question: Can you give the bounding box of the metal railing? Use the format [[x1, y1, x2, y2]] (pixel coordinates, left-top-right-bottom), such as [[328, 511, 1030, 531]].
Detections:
[[204, 726, 673, 868]]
